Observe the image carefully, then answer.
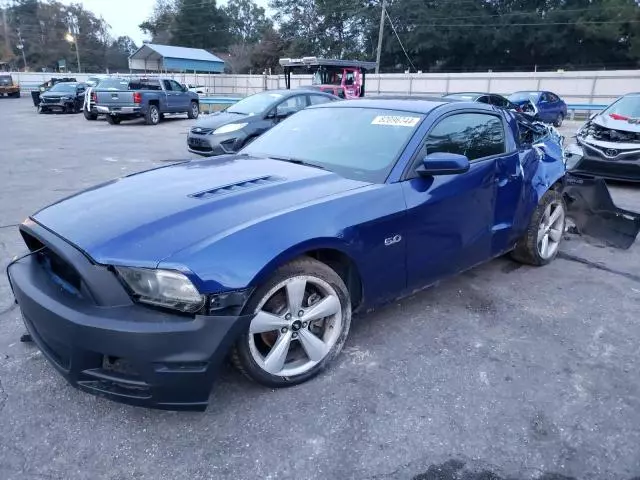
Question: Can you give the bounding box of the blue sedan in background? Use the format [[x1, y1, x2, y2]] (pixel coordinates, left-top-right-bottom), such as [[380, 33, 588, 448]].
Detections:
[[7, 98, 566, 410], [508, 91, 568, 127]]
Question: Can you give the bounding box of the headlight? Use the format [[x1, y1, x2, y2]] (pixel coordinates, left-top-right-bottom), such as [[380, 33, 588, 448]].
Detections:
[[115, 267, 205, 313], [214, 123, 247, 135]]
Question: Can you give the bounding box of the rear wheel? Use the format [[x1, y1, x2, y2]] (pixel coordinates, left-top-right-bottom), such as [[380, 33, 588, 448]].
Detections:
[[106, 115, 121, 125], [187, 101, 199, 119], [145, 104, 160, 125], [232, 257, 351, 387], [84, 108, 98, 120], [511, 189, 566, 266]]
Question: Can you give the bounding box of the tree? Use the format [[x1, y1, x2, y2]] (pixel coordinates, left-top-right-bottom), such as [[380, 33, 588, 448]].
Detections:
[[139, 0, 178, 44], [224, 0, 272, 45], [170, 0, 231, 50], [106, 36, 138, 72]]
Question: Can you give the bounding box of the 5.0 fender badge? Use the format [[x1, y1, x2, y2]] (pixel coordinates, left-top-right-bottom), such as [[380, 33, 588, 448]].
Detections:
[[384, 235, 402, 246]]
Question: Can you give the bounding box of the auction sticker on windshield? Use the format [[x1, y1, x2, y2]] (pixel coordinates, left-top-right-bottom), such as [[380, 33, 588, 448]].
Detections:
[[372, 115, 421, 127]]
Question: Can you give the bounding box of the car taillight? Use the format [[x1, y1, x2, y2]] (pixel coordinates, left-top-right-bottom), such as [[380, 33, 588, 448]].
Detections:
[[91, 91, 97, 102], [133, 92, 142, 104]]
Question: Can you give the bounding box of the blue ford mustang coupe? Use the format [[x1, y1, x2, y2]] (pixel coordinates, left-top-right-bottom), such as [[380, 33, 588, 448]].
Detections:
[[8, 98, 566, 410]]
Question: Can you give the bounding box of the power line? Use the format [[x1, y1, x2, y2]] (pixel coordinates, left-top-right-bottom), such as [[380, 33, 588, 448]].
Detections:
[[384, 5, 416, 72]]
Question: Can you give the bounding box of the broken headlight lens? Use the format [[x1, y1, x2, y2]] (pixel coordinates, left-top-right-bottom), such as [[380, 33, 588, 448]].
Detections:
[[115, 267, 205, 313]]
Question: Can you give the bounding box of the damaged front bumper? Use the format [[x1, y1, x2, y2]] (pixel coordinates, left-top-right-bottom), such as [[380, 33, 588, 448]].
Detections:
[[567, 120, 640, 182], [562, 173, 640, 249]]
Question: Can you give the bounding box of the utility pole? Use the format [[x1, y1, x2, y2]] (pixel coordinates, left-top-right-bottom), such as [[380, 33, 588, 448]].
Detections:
[[67, 14, 81, 72], [16, 27, 26, 69], [2, 0, 11, 56], [375, 0, 387, 74]]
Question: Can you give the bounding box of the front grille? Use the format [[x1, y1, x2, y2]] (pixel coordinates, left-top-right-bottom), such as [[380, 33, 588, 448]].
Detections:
[[20, 229, 83, 296], [190, 127, 214, 134], [42, 97, 61, 104]]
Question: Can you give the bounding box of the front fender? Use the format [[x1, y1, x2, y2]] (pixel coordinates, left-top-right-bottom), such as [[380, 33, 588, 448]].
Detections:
[[159, 184, 408, 306]]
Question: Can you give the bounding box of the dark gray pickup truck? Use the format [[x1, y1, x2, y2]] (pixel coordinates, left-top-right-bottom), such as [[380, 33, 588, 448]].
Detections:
[[93, 77, 200, 125]]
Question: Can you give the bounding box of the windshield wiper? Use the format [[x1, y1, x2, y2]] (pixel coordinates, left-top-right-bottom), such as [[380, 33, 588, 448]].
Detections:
[[268, 156, 327, 170], [225, 111, 245, 115]]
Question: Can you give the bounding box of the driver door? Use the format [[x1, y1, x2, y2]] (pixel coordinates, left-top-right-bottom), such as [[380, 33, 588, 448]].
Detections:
[[401, 111, 505, 289], [272, 95, 308, 123]]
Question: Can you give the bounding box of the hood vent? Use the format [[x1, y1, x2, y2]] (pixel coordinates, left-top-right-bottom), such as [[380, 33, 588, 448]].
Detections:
[[189, 175, 283, 199]]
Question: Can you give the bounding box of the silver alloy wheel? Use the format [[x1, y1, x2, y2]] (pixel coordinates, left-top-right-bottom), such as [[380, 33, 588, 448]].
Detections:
[[537, 199, 565, 259], [151, 107, 159, 124], [191, 103, 199, 117], [248, 275, 343, 377]]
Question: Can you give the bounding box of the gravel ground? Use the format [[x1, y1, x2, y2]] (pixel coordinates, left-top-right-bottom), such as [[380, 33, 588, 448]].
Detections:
[[1, 97, 639, 480]]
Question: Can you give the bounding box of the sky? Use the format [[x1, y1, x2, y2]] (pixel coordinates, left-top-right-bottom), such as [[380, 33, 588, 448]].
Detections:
[[59, 0, 270, 46]]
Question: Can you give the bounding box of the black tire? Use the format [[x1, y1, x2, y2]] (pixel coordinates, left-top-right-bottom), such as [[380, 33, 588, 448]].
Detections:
[[553, 113, 564, 127], [232, 257, 352, 388], [106, 115, 121, 125], [11, 91, 20, 98], [145, 104, 160, 125], [187, 101, 199, 119], [84, 109, 98, 120], [511, 189, 566, 266]]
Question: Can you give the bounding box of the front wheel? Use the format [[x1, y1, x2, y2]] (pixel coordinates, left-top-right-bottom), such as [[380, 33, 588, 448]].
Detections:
[[187, 101, 199, 119], [511, 189, 566, 266], [553, 113, 564, 128], [232, 257, 351, 387], [145, 104, 160, 125]]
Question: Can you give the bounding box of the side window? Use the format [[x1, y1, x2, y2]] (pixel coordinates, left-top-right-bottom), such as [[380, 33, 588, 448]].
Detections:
[[547, 93, 559, 102], [276, 95, 307, 115], [309, 94, 333, 105], [477, 96, 490, 104], [169, 80, 184, 92], [422, 113, 506, 162], [491, 95, 508, 107], [162, 80, 173, 91], [539, 92, 549, 103]]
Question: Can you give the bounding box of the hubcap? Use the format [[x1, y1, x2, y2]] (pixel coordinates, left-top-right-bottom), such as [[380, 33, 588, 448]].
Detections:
[[192, 105, 198, 116], [537, 200, 565, 259], [248, 276, 343, 377], [152, 109, 159, 123]]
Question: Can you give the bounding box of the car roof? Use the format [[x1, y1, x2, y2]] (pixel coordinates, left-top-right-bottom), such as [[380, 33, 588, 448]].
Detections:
[[313, 97, 451, 114], [445, 92, 486, 97], [257, 89, 335, 97]]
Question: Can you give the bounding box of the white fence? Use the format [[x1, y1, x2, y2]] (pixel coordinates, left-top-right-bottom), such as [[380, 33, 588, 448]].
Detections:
[[7, 69, 639, 105]]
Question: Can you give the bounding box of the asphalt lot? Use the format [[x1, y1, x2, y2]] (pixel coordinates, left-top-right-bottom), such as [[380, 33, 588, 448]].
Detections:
[[1, 96, 640, 480]]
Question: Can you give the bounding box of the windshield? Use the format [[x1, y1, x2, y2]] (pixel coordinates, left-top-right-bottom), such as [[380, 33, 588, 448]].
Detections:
[[602, 94, 640, 119], [0, 75, 12, 85], [96, 78, 128, 90], [242, 107, 424, 182], [48, 83, 76, 93], [508, 91, 540, 102], [227, 91, 283, 115], [444, 93, 479, 101]]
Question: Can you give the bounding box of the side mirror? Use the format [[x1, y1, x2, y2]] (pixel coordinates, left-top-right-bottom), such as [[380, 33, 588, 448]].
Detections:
[[275, 109, 293, 120], [417, 152, 470, 176]]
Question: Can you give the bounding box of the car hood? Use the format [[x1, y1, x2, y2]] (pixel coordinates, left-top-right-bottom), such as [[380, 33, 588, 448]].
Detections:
[[592, 113, 640, 133], [33, 156, 369, 267], [193, 111, 257, 130]]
